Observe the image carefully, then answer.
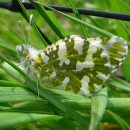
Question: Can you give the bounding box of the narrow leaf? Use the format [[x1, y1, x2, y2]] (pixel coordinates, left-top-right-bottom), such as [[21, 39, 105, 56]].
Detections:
[[89, 87, 107, 130], [107, 110, 130, 130]]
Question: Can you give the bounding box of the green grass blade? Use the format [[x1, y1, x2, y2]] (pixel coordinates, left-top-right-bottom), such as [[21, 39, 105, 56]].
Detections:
[[123, 51, 130, 82], [47, 12, 68, 36], [0, 112, 82, 130], [0, 54, 25, 76], [107, 110, 130, 130], [0, 112, 43, 128], [69, 0, 89, 37], [119, 20, 130, 38], [29, 0, 65, 39], [0, 39, 16, 55], [89, 87, 107, 130], [0, 87, 37, 102], [0, 80, 25, 87], [1, 86, 130, 109], [34, 1, 113, 36], [39, 115, 86, 130], [107, 98, 130, 109], [107, 76, 130, 91]]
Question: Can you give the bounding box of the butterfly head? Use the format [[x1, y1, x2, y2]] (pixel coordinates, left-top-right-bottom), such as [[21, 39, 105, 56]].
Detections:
[[16, 44, 38, 70], [16, 44, 30, 58]]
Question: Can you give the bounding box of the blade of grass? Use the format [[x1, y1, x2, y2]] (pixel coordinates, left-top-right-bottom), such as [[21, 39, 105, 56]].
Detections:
[[0, 80, 25, 87], [47, 11, 68, 36], [39, 115, 86, 130], [107, 98, 130, 109], [123, 51, 130, 82], [0, 112, 83, 130], [106, 76, 130, 91], [89, 87, 107, 130], [0, 53, 25, 76], [34, 1, 113, 36], [0, 39, 17, 55], [0, 85, 130, 110], [118, 20, 130, 82], [29, 0, 65, 39], [69, 0, 89, 37], [107, 110, 130, 130], [119, 20, 130, 39]]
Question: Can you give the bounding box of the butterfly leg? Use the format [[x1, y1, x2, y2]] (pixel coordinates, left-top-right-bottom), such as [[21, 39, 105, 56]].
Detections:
[[22, 66, 30, 83], [36, 77, 40, 100]]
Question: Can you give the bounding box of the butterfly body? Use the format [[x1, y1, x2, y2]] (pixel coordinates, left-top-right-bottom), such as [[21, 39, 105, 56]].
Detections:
[[16, 35, 128, 96]]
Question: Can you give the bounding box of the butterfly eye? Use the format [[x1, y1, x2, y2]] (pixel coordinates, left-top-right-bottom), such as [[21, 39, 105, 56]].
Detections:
[[22, 50, 28, 57]]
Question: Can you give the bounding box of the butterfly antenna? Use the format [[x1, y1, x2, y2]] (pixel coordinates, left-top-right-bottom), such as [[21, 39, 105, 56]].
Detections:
[[18, 20, 27, 44], [27, 14, 33, 44]]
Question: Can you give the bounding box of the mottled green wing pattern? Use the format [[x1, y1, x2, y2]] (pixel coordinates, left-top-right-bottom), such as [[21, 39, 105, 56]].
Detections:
[[32, 35, 127, 96]]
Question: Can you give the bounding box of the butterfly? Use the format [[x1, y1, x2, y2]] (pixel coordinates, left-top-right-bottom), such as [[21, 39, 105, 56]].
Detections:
[[16, 35, 128, 96]]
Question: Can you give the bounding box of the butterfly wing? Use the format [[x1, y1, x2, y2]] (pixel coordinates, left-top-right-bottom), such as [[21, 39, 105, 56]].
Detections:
[[33, 35, 128, 96]]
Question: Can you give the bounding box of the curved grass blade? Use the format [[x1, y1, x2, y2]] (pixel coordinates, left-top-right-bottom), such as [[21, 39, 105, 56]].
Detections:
[[29, 0, 65, 39], [34, 1, 113, 36], [89, 87, 107, 130], [106, 76, 130, 91], [0, 39, 16, 55], [69, 0, 89, 37], [0, 80, 25, 87], [0, 112, 85, 130], [107, 110, 130, 130]]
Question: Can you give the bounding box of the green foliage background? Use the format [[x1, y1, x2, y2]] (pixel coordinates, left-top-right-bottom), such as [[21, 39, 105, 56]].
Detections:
[[0, 0, 130, 130]]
